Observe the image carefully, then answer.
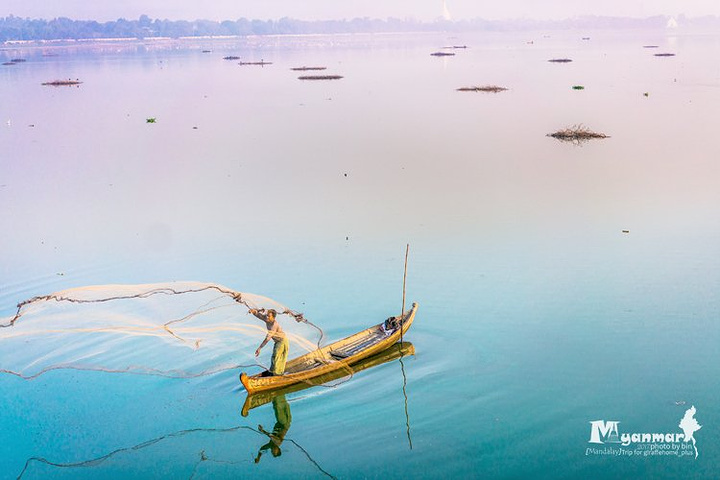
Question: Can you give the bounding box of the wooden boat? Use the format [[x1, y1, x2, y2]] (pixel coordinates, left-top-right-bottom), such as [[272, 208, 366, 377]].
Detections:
[[241, 341, 415, 416], [240, 302, 417, 394]]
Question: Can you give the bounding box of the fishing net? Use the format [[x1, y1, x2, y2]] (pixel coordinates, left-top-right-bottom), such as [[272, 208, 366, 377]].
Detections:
[[0, 282, 324, 380]]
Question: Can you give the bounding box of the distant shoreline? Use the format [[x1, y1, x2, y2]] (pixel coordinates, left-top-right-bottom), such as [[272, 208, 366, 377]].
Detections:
[[2, 13, 718, 45]]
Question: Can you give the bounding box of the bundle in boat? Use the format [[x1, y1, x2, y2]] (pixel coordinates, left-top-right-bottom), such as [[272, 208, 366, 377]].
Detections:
[[298, 75, 343, 80], [548, 124, 609, 143], [457, 85, 507, 93]]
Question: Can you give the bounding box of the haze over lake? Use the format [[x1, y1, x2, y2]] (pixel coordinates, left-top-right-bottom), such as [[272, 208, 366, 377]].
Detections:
[[1, 29, 719, 479]]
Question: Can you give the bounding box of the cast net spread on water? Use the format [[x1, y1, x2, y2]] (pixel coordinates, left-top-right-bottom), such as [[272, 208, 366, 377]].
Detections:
[[0, 282, 325, 380]]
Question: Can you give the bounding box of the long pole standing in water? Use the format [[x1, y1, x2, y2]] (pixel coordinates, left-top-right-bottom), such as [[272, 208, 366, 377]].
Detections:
[[399, 243, 413, 449], [401, 244, 409, 315]]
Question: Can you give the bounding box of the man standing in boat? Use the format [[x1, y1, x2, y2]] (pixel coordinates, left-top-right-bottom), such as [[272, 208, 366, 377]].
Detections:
[[250, 308, 289, 376]]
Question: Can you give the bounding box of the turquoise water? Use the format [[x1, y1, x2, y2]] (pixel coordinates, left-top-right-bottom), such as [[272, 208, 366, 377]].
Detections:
[[1, 31, 719, 479]]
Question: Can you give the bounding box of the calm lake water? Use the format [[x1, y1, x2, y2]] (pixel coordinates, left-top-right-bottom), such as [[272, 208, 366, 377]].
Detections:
[[1, 30, 719, 479]]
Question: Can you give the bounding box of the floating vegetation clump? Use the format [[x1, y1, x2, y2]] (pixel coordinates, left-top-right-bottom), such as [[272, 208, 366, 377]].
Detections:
[[457, 85, 508, 93], [548, 58, 573, 63], [431, 52, 455, 57], [298, 75, 343, 80], [42, 79, 82, 86], [291, 66, 327, 71], [654, 53, 676, 57], [548, 124, 609, 144], [146, 117, 157, 123], [572, 85, 585, 90]]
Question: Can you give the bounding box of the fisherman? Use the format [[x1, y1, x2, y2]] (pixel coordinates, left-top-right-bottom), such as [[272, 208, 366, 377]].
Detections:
[[250, 308, 288, 376]]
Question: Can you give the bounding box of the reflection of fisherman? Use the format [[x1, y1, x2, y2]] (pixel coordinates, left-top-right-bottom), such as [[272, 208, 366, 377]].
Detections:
[[255, 395, 292, 463], [250, 308, 289, 376]]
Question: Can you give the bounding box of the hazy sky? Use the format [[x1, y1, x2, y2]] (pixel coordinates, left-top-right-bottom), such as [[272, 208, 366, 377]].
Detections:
[[3, 0, 719, 22]]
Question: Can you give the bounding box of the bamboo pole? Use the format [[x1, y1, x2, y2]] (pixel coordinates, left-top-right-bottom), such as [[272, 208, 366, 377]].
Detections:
[[401, 244, 409, 315]]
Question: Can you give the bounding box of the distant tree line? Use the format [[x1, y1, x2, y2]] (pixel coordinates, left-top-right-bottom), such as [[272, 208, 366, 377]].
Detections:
[[1, 14, 718, 42], [1, 15, 425, 41]]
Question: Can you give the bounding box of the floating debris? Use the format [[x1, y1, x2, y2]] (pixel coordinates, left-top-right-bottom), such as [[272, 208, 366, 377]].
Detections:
[[223, 56, 240, 60], [548, 58, 573, 63], [291, 66, 327, 71], [146, 117, 157, 123], [430, 52, 455, 57], [457, 85, 507, 93], [582, 37, 591, 41], [548, 124, 609, 144], [298, 75, 343, 80], [572, 85, 585, 90], [654, 53, 676, 57], [202, 50, 212, 53], [644, 92, 649, 97], [41, 79, 82, 86], [238, 60, 272, 66], [622, 230, 630, 234]]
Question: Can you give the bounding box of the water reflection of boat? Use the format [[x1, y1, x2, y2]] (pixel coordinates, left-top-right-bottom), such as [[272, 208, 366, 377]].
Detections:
[[240, 303, 417, 394], [242, 341, 415, 416]]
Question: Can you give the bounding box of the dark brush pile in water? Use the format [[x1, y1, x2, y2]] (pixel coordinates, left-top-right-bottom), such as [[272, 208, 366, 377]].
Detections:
[[457, 85, 508, 93], [42, 79, 82, 86], [291, 66, 327, 71], [298, 75, 343, 80], [548, 124, 609, 143]]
